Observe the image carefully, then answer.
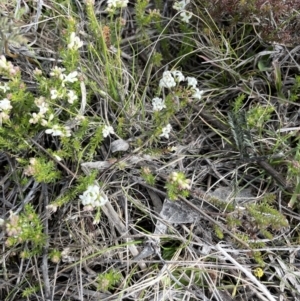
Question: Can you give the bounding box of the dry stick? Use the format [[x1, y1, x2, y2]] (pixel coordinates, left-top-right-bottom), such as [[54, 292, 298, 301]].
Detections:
[[191, 105, 289, 191], [100, 201, 146, 270]]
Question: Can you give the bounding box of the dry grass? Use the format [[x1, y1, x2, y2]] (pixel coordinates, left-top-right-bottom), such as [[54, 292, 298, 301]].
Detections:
[[1, 1, 300, 301]]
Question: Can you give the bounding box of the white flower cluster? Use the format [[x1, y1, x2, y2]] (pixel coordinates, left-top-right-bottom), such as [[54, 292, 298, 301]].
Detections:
[[173, 0, 192, 23], [106, 0, 129, 12], [79, 184, 109, 210], [0, 98, 12, 123], [159, 71, 176, 89], [29, 96, 49, 125], [67, 32, 83, 50], [28, 65, 81, 137], [169, 171, 191, 190], [31, 112, 71, 137], [152, 97, 166, 111], [49, 66, 65, 79], [154, 70, 205, 139], [102, 125, 115, 137], [50, 88, 77, 103], [160, 124, 172, 139], [0, 55, 19, 76], [45, 124, 71, 137], [159, 70, 204, 100], [50, 67, 79, 88], [24, 158, 37, 176], [0, 98, 12, 111], [0, 57, 19, 123], [0, 82, 10, 93], [29, 97, 72, 137]]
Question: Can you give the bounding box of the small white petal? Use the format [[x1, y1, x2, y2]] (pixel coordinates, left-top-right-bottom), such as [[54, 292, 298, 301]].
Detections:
[[53, 155, 62, 161], [191, 88, 204, 100], [186, 76, 198, 89], [94, 200, 101, 207], [180, 11, 192, 23], [171, 70, 185, 83], [63, 71, 78, 84], [45, 129, 53, 134]]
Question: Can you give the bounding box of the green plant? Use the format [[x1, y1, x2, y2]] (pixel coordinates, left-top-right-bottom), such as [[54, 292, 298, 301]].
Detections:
[[5, 204, 46, 257], [141, 166, 156, 185], [49, 249, 62, 263], [1, 0, 299, 300], [165, 171, 191, 200], [21, 285, 40, 298], [290, 75, 300, 102], [96, 269, 122, 291]]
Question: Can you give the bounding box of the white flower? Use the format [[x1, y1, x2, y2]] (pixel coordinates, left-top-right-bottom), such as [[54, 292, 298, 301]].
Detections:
[[102, 125, 114, 137], [79, 184, 108, 208], [34, 96, 46, 107], [45, 125, 71, 137], [75, 114, 85, 121], [173, 0, 186, 11], [46, 204, 58, 213], [0, 56, 18, 75], [191, 88, 204, 100], [29, 112, 43, 124], [33, 68, 42, 76], [45, 125, 63, 136], [67, 90, 78, 104], [0, 83, 10, 93], [41, 119, 48, 126], [67, 32, 83, 50], [152, 97, 166, 111], [171, 70, 185, 83], [50, 66, 66, 78], [106, 0, 129, 11], [29, 157, 37, 165], [180, 11, 192, 23], [0, 98, 12, 111], [186, 76, 198, 89], [119, 0, 129, 7], [159, 71, 176, 89], [50, 89, 59, 100], [38, 102, 49, 114], [62, 71, 78, 86], [64, 126, 72, 137], [160, 124, 172, 139]]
